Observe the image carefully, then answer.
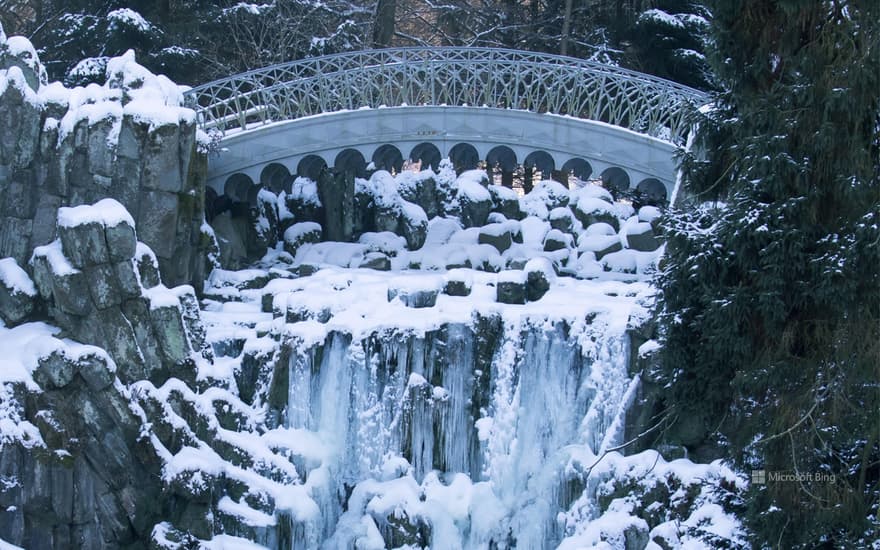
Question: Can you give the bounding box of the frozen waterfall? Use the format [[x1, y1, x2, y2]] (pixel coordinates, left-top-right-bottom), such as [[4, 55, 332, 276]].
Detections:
[[282, 311, 636, 549]]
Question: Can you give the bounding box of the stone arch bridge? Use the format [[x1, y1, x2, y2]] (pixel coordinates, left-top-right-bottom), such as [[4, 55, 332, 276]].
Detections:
[[184, 47, 708, 205]]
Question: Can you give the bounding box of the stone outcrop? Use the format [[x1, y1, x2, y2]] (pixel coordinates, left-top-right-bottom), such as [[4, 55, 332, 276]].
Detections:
[[0, 33, 209, 291], [30, 199, 207, 384]]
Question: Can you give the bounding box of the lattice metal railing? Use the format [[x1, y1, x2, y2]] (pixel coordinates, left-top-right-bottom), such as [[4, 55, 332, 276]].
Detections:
[[184, 47, 709, 144]]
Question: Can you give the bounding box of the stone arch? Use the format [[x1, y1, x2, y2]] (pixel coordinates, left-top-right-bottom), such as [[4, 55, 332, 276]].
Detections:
[[562, 158, 592, 180], [524, 151, 555, 175], [601, 167, 631, 196], [260, 163, 291, 194], [224, 173, 254, 203], [372, 144, 404, 173], [486, 146, 517, 172], [297, 155, 327, 181], [449, 143, 479, 173], [636, 177, 667, 206], [409, 142, 442, 171], [334, 148, 368, 178]]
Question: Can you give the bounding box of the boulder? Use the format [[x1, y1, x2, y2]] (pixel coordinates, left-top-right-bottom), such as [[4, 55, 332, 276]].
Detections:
[[148, 298, 192, 365], [283, 222, 322, 258], [488, 185, 522, 220], [549, 207, 575, 233], [399, 202, 428, 250], [31, 243, 92, 316], [478, 223, 513, 253], [398, 173, 440, 218], [624, 222, 660, 252], [0, 257, 35, 325], [571, 196, 620, 231], [134, 243, 161, 288], [543, 229, 572, 252], [359, 252, 391, 271], [524, 258, 555, 302], [578, 234, 623, 260], [388, 277, 443, 308], [444, 269, 473, 297], [317, 169, 354, 242], [496, 270, 526, 304], [456, 171, 492, 228]]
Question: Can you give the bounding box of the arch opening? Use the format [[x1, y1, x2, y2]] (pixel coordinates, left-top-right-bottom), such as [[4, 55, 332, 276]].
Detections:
[[600, 167, 631, 198], [449, 143, 479, 174], [409, 142, 442, 171], [224, 173, 254, 203], [297, 155, 328, 181], [636, 177, 668, 206], [372, 144, 404, 174], [260, 163, 292, 194], [335, 148, 368, 178]]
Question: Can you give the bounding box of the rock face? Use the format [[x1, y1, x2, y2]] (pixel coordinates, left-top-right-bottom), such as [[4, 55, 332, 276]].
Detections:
[[0, 35, 209, 291], [0, 348, 164, 550], [31, 199, 207, 384]]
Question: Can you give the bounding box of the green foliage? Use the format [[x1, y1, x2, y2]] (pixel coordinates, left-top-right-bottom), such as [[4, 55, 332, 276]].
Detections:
[[657, 0, 880, 546]]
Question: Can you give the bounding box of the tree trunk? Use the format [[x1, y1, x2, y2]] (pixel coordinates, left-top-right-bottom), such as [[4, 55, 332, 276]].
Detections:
[[372, 0, 397, 47], [560, 0, 574, 55]]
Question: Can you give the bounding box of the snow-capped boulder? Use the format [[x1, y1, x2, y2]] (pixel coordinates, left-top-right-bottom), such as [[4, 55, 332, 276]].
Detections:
[[283, 222, 322, 257], [578, 233, 623, 260], [444, 269, 473, 297], [520, 179, 569, 219], [496, 269, 527, 304], [624, 221, 660, 252], [478, 223, 514, 253], [524, 257, 556, 302], [572, 194, 620, 231], [398, 169, 441, 219], [388, 276, 443, 308], [549, 206, 576, 233], [456, 170, 492, 228], [543, 228, 573, 252], [0, 257, 36, 325], [488, 184, 523, 220]]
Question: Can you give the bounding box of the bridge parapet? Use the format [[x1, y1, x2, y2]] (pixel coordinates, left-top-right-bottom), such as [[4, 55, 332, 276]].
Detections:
[[185, 47, 708, 144]]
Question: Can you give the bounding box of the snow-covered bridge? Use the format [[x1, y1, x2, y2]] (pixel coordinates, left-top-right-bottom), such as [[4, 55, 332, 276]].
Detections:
[[185, 47, 708, 203]]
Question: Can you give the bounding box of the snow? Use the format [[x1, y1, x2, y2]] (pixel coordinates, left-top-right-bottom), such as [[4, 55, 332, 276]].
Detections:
[[639, 8, 685, 29], [31, 240, 77, 276], [456, 170, 491, 202], [524, 257, 556, 281], [0, 67, 40, 107], [56, 198, 135, 228], [284, 222, 321, 243], [584, 222, 617, 236], [638, 205, 661, 223], [577, 196, 616, 216], [290, 176, 322, 207], [217, 496, 276, 527], [107, 8, 153, 33], [0, 258, 36, 297]]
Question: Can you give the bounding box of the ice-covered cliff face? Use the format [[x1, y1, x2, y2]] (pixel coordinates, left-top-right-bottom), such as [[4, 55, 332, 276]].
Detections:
[[270, 271, 644, 549]]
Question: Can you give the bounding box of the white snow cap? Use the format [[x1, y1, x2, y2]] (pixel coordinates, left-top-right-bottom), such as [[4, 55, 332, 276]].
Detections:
[[57, 198, 135, 229], [0, 258, 37, 296]]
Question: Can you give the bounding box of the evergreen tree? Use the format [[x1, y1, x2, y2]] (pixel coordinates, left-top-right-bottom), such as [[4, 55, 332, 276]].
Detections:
[[657, 0, 880, 546]]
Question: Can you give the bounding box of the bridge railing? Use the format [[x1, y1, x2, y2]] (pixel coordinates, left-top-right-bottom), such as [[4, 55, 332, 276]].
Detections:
[[184, 47, 709, 144]]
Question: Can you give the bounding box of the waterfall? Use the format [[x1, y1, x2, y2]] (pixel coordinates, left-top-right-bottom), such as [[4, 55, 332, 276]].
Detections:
[[282, 312, 633, 549]]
